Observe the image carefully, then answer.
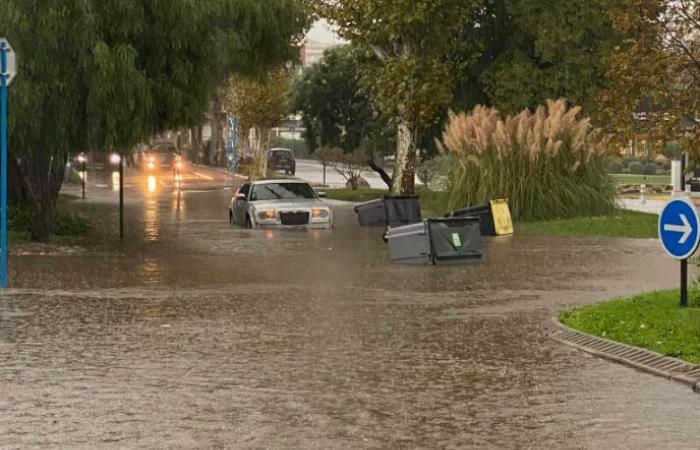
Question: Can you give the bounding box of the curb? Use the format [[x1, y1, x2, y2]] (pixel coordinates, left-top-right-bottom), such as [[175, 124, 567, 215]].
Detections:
[[550, 318, 700, 393]]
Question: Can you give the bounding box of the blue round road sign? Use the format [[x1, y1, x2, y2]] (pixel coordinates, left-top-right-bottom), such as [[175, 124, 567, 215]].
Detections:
[[659, 198, 700, 260]]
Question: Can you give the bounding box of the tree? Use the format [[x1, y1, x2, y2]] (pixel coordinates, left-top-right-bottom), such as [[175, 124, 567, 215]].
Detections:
[[224, 69, 292, 179], [451, 0, 618, 116], [597, 0, 699, 152], [314, 0, 481, 194], [1, 0, 309, 241], [290, 45, 395, 186]]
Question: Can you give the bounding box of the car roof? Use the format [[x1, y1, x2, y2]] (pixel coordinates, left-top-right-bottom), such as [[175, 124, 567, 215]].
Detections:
[[249, 179, 308, 186]]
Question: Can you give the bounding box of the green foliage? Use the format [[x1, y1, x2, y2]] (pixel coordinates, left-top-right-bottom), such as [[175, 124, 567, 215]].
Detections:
[[560, 289, 700, 364], [607, 161, 624, 174], [290, 45, 394, 156], [521, 210, 659, 239], [1, 0, 309, 240], [628, 161, 659, 175], [439, 100, 615, 221], [269, 137, 310, 158], [452, 0, 617, 117], [628, 161, 644, 175], [224, 69, 292, 132], [9, 205, 89, 237]]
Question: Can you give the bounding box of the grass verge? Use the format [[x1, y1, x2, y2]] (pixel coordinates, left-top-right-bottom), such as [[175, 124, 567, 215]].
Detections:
[[323, 188, 450, 217], [611, 174, 670, 185], [520, 209, 658, 239], [560, 290, 700, 364]]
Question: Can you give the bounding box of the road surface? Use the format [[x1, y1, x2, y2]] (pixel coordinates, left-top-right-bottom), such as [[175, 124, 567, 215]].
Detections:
[[2, 165, 699, 449]]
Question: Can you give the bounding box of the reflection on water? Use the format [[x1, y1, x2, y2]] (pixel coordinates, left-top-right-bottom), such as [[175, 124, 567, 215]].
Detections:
[[111, 171, 120, 192], [266, 231, 276, 241], [173, 190, 185, 216], [143, 200, 160, 243], [139, 256, 163, 285], [147, 175, 157, 193], [78, 171, 87, 182]]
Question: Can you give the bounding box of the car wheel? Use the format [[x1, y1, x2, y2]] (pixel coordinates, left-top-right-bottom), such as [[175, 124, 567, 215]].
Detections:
[[245, 215, 253, 229], [229, 210, 234, 225]]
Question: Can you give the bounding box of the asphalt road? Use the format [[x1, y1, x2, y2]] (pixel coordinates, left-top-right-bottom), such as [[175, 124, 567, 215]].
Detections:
[[2, 165, 699, 449]]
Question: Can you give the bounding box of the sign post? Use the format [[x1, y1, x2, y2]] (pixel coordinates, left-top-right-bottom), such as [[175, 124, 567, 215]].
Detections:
[[1, 38, 16, 289], [659, 195, 700, 307]]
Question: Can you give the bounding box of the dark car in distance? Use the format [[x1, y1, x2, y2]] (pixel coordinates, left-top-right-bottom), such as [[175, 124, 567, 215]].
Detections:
[[268, 148, 296, 175]]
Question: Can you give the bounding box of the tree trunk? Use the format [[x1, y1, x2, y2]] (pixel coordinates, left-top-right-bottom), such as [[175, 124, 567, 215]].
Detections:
[[24, 152, 65, 242], [391, 122, 417, 195], [367, 158, 392, 190], [251, 126, 270, 179], [209, 95, 225, 166]]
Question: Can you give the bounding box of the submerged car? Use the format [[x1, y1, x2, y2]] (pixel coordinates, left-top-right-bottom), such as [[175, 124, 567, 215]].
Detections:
[[268, 148, 296, 175], [229, 180, 332, 229]]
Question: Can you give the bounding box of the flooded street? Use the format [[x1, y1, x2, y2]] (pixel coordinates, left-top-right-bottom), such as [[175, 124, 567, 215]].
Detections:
[[2, 170, 699, 449]]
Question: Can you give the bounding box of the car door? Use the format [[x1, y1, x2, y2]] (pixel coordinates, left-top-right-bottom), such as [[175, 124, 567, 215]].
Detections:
[[233, 183, 251, 226]]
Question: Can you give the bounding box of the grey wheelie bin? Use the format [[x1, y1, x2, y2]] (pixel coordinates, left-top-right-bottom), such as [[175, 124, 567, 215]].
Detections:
[[386, 217, 482, 264], [354, 199, 387, 226], [383, 195, 422, 228]]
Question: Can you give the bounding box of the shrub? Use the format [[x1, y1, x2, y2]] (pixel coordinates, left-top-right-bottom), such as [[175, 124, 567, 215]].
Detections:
[[438, 99, 615, 221], [608, 161, 624, 174], [628, 161, 644, 175], [9, 205, 89, 237]]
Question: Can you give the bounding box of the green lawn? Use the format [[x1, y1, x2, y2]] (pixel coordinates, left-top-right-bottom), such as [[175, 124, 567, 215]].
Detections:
[[560, 290, 700, 364], [520, 209, 658, 239], [323, 188, 389, 203], [611, 174, 670, 185]]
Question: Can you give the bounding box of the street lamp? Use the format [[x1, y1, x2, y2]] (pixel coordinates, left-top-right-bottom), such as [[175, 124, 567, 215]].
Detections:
[[77, 153, 87, 199]]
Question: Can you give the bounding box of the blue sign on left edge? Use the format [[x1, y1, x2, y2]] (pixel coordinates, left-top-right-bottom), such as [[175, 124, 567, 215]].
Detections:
[[659, 198, 700, 260]]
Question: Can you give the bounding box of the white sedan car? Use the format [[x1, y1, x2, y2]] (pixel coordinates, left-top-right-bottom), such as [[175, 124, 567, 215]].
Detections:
[[229, 179, 333, 229]]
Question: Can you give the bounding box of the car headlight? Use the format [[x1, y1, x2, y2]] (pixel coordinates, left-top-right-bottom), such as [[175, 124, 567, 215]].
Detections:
[[312, 208, 330, 219], [147, 161, 155, 169], [257, 209, 277, 221]]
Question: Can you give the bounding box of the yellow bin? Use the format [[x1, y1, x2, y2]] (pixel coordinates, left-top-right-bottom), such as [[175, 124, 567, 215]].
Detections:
[[490, 199, 514, 236]]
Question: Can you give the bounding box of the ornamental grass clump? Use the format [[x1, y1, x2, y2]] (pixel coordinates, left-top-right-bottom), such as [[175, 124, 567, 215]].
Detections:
[[438, 99, 615, 221]]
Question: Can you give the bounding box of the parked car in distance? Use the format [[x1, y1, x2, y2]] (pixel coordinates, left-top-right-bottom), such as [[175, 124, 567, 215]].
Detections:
[[140, 144, 178, 171], [230, 179, 332, 230], [268, 148, 296, 175]]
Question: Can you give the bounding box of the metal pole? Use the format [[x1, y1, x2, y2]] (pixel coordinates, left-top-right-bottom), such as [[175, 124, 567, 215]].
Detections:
[[81, 160, 86, 199], [681, 151, 688, 307], [119, 152, 124, 239], [1, 43, 7, 289]]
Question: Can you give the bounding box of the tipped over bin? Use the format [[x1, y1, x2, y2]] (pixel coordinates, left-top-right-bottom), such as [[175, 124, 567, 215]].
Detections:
[[446, 199, 513, 236], [354, 194, 422, 227], [354, 199, 387, 227], [386, 217, 482, 264]]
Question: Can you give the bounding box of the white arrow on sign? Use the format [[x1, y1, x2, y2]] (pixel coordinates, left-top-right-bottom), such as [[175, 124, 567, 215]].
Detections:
[[664, 214, 692, 244]]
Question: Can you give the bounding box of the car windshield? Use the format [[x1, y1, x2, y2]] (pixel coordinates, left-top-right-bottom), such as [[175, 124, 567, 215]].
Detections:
[[271, 150, 292, 158], [250, 183, 316, 201]]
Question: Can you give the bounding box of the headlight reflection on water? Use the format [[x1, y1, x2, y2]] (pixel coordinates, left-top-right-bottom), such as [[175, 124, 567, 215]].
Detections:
[[147, 175, 157, 193]]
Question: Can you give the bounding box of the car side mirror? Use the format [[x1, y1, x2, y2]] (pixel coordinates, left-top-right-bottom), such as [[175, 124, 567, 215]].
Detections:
[[236, 193, 247, 200], [317, 191, 327, 198]]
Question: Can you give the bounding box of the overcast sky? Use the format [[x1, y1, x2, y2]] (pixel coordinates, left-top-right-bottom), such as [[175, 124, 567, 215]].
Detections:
[[306, 20, 344, 44]]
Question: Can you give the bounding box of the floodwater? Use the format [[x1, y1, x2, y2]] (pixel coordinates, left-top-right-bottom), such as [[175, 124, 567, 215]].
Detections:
[[2, 171, 699, 449]]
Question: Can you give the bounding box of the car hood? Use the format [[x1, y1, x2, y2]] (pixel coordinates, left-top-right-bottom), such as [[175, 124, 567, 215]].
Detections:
[[251, 198, 327, 210]]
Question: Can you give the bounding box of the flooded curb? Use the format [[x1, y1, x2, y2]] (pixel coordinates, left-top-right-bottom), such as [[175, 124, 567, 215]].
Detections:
[[551, 318, 700, 393]]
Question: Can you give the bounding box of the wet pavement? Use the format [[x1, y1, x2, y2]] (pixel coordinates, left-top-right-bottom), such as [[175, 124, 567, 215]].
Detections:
[[2, 168, 700, 449]]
